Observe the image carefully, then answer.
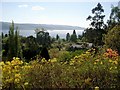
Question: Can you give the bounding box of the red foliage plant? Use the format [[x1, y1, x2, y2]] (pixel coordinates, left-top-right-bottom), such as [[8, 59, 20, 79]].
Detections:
[[104, 48, 119, 58]]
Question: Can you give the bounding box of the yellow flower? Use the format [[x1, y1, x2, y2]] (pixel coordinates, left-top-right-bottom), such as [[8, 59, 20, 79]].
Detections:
[[0, 62, 4, 66], [51, 58, 57, 63], [95, 59, 99, 62], [94, 62, 97, 65], [11, 60, 16, 65], [15, 73, 21, 78], [41, 58, 47, 62], [110, 67, 112, 70], [64, 62, 67, 65], [113, 61, 118, 65], [85, 77, 92, 85], [86, 51, 90, 54], [13, 57, 16, 60], [100, 61, 103, 65], [7, 78, 13, 83], [23, 65, 31, 69], [109, 59, 112, 63], [69, 62, 74, 65], [11, 59, 23, 65], [74, 56, 79, 59], [6, 61, 11, 65], [94, 86, 99, 90], [115, 67, 117, 69], [24, 82, 29, 86], [16, 57, 20, 60], [19, 61, 23, 64], [14, 66, 20, 70], [6, 66, 11, 70], [2, 68, 6, 71], [14, 78, 20, 83]]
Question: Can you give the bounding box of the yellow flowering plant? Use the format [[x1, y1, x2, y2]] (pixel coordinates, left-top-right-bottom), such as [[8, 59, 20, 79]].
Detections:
[[1, 48, 120, 89]]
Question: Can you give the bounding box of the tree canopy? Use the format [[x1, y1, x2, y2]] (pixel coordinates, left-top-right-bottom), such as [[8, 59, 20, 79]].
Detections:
[[84, 3, 106, 46]]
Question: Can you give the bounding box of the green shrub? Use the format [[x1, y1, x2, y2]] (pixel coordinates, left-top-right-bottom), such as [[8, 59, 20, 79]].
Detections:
[[104, 25, 120, 54], [58, 50, 85, 62]]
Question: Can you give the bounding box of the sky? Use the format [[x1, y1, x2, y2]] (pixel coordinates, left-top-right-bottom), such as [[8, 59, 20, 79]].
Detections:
[[0, 0, 119, 28]]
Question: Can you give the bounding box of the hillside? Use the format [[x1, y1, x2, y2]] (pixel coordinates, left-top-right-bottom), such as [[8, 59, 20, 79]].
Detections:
[[1, 22, 85, 30]]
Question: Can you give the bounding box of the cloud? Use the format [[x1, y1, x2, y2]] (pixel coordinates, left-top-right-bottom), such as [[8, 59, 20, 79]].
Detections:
[[18, 4, 28, 8], [32, 6, 45, 11]]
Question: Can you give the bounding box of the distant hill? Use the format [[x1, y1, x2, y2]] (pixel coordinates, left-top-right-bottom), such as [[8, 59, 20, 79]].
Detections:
[[1, 22, 85, 30]]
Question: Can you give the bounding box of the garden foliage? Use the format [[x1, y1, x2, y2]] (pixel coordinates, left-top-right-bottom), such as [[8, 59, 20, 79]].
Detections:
[[0, 48, 120, 89]]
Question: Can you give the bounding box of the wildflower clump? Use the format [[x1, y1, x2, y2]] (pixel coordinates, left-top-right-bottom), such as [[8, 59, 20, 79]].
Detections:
[[2, 57, 24, 89], [104, 48, 118, 59]]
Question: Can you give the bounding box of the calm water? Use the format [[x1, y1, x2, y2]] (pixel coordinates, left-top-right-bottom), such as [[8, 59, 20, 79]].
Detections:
[[3, 30, 84, 38]]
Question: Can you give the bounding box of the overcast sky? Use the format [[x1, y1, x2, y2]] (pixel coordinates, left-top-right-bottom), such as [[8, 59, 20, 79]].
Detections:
[[1, 0, 118, 28]]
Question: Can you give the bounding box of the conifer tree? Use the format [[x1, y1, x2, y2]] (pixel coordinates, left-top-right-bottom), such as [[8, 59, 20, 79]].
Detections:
[[56, 34, 59, 40], [14, 27, 22, 58], [70, 30, 77, 42], [8, 21, 15, 60], [66, 33, 70, 41], [8, 21, 22, 60]]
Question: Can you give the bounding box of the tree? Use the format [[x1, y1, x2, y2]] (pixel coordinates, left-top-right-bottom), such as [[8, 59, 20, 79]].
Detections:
[[22, 36, 39, 61], [14, 27, 22, 58], [8, 21, 15, 60], [35, 28, 46, 34], [51, 37, 56, 43], [57, 39, 62, 51], [36, 28, 51, 48], [104, 24, 120, 54], [2, 37, 9, 59], [44, 32, 51, 46], [56, 34, 59, 40], [40, 47, 50, 61], [5, 34, 8, 37], [84, 28, 98, 44], [70, 30, 77, 42], [78, 34, 82, 40], [109, 5, 120, 24], [8, 21, 22, 60], [2, 32, 4, 38], [107, 2, 120, 32], [85, 3, 106, 46], [66, 33, 70, 41]]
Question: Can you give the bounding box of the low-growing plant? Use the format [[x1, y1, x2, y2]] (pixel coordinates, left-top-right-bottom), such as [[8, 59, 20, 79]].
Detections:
[[0, 48, 119, 89]]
